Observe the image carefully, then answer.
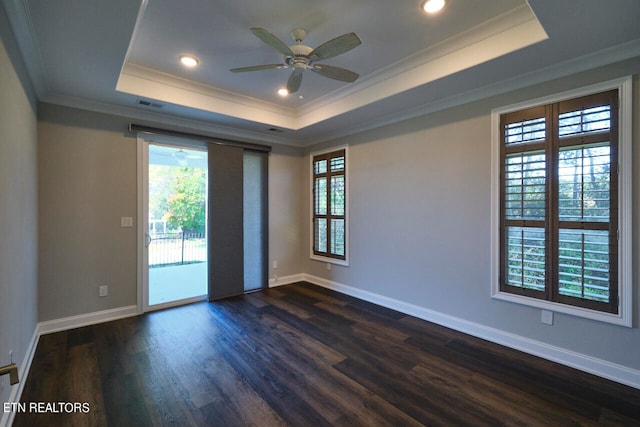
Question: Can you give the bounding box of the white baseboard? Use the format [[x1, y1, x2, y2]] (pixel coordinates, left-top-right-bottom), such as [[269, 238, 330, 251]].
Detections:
[[0, 328, 38, 427], [3, 274, 637, 427], [1, 305, 139, 427], [269, 273, 306, 288], [302, 274, 640, 390], [37, 305, 139, 336]]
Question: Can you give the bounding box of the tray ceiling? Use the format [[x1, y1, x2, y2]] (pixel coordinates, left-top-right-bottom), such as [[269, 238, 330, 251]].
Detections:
[[4, 0, 640, 145]]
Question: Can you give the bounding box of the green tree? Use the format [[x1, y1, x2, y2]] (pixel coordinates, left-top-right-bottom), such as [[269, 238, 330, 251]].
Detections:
[[149, 165, 171, 223], [164, 167, 206, 233]]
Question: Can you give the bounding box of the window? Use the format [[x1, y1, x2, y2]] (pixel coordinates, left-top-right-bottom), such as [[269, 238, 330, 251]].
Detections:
[[492, 78, 632, 326], [312, 148, 347, 263]]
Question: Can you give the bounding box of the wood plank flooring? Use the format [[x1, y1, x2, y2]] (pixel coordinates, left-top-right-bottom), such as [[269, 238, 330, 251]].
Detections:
[[13, 282, 640, 426]]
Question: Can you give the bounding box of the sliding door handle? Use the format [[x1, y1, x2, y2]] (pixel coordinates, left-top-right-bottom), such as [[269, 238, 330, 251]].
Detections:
[[145, 233, 152, 248]]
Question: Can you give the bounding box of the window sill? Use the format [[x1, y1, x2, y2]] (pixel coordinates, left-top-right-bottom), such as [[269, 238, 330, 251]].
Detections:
[[311, 254, 349, 267], [491, 290, 631, 327]]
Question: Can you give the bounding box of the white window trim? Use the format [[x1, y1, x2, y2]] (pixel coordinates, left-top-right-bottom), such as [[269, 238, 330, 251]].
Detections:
[[309, 145, 350, 267], [490, 76, 633, 327]]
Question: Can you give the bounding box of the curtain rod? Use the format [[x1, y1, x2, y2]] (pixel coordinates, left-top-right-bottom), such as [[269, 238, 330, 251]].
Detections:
[[129, 124, 272, 153]]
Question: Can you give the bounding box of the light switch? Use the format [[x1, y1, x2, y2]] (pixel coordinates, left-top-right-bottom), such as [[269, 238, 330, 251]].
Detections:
[[541, 310, 553, 325], [120, 217, 133, 227]]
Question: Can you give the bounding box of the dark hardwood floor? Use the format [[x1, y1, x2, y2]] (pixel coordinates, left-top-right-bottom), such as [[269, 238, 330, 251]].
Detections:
[[14, 282, 640, 426]]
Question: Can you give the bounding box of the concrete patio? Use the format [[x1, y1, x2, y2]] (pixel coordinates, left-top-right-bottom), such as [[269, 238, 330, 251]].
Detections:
[[149, 262, 207, 306]]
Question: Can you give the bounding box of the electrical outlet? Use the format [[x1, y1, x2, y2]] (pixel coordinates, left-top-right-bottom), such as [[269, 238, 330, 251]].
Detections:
[[273, 260, 278, 269], [541, 310, 553, 325], [326, 263, 332, 271], [99, 285, 108, 297]]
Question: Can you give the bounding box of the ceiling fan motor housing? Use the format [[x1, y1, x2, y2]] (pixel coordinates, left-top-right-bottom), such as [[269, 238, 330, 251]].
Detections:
[[286, 44, 313, 68]]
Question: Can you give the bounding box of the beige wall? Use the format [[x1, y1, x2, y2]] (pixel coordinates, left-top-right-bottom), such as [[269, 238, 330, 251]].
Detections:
[[269, 144, 306, 280], [0, 7, 38, 408], [38, 105, 138, 321], [37, 104, 307, 320], [303, 59, 640, 371]]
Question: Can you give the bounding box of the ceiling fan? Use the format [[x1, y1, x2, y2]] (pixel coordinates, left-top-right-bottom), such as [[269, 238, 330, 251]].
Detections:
[[231, 27, 362, 94]]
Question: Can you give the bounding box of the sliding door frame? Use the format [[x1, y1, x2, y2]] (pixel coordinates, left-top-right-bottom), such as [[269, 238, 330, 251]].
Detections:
[[136, 133, 209, 313]]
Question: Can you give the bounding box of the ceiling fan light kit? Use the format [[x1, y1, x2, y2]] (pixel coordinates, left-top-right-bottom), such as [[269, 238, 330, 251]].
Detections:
[[230, 27, 362, 94]]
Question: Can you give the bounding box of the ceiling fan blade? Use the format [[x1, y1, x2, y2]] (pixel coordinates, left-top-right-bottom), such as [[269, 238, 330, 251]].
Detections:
[[286, 68, 304, 93], [311, 64, 359, 82], [250, 28, 294, 56], [310, 32, 362, 60], [230, 64, 284, 73]]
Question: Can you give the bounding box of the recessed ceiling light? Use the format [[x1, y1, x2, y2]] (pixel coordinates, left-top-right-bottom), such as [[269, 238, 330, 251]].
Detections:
[[278, 88, 289, 96], [421, 0, 445, 14], [179, 55, 199, 67]]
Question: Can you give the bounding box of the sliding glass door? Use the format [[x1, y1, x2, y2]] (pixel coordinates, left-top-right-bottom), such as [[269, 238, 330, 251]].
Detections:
[[142, 140, 208, 310], [136, 128, 269, 312]]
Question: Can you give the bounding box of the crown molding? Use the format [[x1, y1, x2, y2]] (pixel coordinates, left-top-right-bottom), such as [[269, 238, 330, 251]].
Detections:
[[38, 35, 640, 150], [16, 0, 638, 148], [44, 38, 640, 150], [116, 63, 298, 130], [295, 6, 547, 129], [118, 0, 148, 74], [302, 38, 640, 147], [114, 3, 546, 132], [2, 0, 50, 97], [298, 3, 541, 117], [120, 62, 296, 117], [41, 93, 301, 146]]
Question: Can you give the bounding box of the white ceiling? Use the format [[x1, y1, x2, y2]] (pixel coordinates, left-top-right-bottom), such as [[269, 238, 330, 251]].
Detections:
[[4, 0, 640, 146]]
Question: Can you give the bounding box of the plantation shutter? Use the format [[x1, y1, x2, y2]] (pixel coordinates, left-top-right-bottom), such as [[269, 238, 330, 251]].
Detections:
[[499, 90, 618, 314], [500, 105, 549, 300], [553, 91, 618, 312], [312, 149, 346, 260]]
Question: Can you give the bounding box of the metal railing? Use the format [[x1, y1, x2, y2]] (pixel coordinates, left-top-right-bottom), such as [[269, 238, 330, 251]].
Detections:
[[149, 232, 206, 267]]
